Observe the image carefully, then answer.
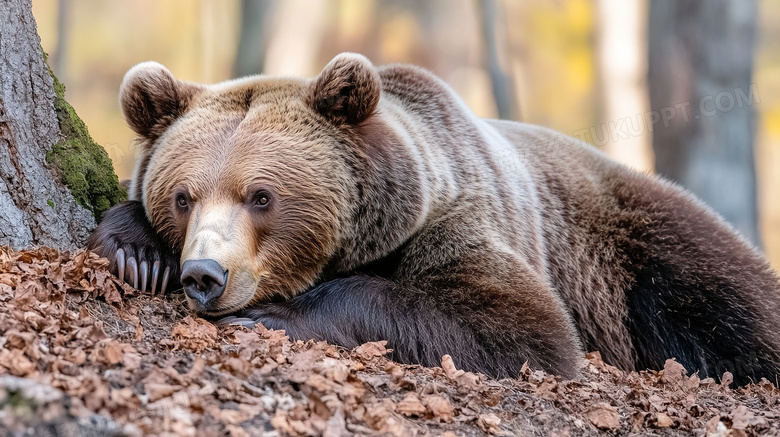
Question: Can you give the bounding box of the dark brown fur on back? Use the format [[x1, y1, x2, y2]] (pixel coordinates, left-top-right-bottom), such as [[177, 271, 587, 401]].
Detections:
[[496, 121, 780, 384]]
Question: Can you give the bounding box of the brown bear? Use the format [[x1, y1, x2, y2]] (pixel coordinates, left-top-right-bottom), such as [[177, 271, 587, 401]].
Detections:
[[88, 53, 780, 385]]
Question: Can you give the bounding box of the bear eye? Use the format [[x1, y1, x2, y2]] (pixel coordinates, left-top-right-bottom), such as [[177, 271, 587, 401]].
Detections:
[[175, 193, 189, 209], [253, 192, 270, 208]]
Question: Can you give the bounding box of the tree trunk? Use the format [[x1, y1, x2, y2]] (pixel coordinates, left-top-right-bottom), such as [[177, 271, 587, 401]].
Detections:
[[233, 0, 274, 77], [262, 0, 328, 76], [648, 0, 760, 246], [597, 0, 652, 172], [477, 0, 518, 121], [0, 0, 123, 251]]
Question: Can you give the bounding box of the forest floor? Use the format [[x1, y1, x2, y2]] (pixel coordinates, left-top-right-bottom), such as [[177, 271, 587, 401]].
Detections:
[[0, 247, 778, 437]]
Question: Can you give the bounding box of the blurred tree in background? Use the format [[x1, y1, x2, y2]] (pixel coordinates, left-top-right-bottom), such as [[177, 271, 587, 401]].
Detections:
[[596, 0, 651, 172], [233, 0, 273, 77], [649, 0, 760, 246], [52, 0, 71, 85], [478, 0, 519, 120]]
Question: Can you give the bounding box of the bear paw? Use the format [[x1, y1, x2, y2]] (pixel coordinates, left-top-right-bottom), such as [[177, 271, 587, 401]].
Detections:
[[87, 200, 181, 295]]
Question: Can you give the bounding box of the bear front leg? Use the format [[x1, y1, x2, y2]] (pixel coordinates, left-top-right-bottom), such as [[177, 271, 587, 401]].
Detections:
[[87, 200, 180, 294], [225, 258, 583, 379], [225, 276, 484, 369]]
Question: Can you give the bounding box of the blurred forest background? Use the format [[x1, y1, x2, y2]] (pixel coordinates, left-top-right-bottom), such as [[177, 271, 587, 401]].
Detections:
[[32, 0, 780, 268]]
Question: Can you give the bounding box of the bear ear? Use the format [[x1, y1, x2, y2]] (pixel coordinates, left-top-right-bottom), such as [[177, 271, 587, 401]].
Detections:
[[119, 62, 203, 139], [309, 53, 380, 125]]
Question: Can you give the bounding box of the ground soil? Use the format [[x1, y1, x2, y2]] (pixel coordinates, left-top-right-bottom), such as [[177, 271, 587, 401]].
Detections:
[[0, 247, 778, 436]]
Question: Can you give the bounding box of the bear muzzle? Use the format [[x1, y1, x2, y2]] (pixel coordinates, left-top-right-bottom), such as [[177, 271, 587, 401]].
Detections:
[[181, 258, 228, 308]]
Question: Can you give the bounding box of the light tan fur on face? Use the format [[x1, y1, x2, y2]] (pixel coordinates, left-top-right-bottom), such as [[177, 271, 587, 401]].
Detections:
[[180, 200, 259, 314]]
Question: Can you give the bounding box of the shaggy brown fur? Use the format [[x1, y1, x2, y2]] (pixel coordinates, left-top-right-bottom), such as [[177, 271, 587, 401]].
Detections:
[[89, 53, 780, 385]]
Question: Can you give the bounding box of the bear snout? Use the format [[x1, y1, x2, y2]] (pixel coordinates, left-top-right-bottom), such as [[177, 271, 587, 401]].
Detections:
[[181, 258, 229, 308]]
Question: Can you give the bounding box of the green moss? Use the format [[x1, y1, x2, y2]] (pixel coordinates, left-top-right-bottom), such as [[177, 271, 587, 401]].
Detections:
[[47, 199, 54, 208], [42, 50, 126, 221]]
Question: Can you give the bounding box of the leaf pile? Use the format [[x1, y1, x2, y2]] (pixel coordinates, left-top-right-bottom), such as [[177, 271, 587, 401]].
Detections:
[[0, 246, 778, 436]]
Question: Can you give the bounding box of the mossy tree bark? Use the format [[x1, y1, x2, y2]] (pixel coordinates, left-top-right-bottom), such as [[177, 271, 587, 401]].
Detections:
[[0, 0, 124, 251]]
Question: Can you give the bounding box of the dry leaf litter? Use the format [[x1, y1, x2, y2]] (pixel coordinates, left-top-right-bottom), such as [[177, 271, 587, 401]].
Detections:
[[0, 247, 778, 436]]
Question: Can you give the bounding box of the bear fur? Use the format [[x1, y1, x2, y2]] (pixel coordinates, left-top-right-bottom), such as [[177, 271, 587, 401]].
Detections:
[[89, 53, 780, 385]]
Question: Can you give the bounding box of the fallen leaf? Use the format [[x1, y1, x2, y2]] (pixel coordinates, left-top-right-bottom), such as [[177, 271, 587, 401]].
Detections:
[[730, 405, 754, 430], [352, 341, 390, 360], [395, 393, 426, 417], [441, 355, 482, 389], [323, 410, 348, 437], [0, 349, 36, 376], [90, 339, 126, 365], [655, 412, 674, 427], [145, 382, 182, 402], [169, 316, 218, 352], [477, 413, 502, 434], [422, 394, 453, 422], [661, 359, 687, 388], [587, 403, 620, 430]]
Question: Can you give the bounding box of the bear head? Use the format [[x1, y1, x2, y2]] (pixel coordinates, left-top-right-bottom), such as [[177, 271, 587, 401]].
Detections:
[[119, 53, 420, 315]]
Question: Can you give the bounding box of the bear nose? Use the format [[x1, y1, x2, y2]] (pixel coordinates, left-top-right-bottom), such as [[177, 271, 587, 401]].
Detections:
[[180, 259, 228, 307]]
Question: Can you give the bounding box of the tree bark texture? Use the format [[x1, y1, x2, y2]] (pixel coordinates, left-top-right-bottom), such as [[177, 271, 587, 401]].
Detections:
[[0, 0, 96, 250], [648, 0, 760, 246]]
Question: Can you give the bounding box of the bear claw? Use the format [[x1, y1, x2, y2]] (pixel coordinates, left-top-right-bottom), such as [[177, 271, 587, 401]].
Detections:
[[117, 248, 126, 286], [140, 260, 149, 293], [151, 261, 160, 295], [126, 256, 139, 289], [216, 316, 257, 329], [114, 248, 172, 295], [160, 264, 171, 295]]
